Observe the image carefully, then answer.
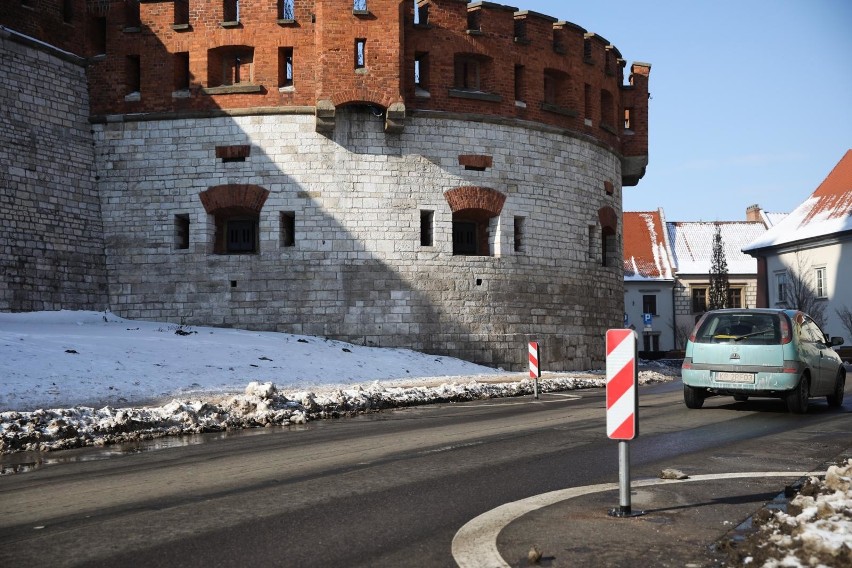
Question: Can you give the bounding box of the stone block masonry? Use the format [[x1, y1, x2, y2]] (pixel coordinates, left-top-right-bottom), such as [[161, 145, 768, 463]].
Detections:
[[0, 31, 109, 312]]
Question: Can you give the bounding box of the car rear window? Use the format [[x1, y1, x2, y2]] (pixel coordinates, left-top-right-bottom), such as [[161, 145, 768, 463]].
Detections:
[[694, 312, 782, 345]]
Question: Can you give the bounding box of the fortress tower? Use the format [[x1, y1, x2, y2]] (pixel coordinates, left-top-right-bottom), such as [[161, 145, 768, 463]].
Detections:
[[1, 0, 650, 370]]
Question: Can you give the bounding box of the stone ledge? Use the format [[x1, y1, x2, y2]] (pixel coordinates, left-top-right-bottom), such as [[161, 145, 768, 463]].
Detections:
[[448, 89, 501, 103], [202, 84, 263, 95]]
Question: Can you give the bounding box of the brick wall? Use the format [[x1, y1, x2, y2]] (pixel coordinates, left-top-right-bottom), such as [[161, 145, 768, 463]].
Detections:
[[0, 29, 109, 312], [94, 108, 624, 370]]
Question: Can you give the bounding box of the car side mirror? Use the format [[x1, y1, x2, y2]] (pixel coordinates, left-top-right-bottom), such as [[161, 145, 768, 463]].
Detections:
[[830, 336, 845, 347]]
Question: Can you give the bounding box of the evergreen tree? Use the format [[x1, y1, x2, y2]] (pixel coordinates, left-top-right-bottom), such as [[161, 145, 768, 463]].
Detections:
[[708, 224, 730, 310]]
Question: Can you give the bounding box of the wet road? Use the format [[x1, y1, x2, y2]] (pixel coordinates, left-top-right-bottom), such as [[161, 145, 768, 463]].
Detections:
[[0, 381, 849, 567]]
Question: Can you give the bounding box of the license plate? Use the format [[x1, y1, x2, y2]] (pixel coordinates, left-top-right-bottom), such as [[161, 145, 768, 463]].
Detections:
[[716, 372, 755, 384]]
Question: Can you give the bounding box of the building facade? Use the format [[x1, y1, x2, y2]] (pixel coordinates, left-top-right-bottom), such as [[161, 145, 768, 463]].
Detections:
[[1, 0, 650, 370]]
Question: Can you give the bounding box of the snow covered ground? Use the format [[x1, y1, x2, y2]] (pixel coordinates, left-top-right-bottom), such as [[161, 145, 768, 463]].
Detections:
[[1, 311, 848, 568], [0, 310, 676, 453]]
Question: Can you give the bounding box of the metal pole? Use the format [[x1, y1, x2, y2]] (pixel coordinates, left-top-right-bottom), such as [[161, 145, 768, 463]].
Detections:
[[618, 440, 631, 515], [534, 376, 539, 399]]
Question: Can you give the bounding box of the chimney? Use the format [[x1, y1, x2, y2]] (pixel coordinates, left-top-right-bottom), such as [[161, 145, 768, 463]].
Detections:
[[746, 204, 762, 222]]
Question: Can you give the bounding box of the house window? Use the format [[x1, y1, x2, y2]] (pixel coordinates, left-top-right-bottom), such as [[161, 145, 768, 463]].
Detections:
[[692, 287, 708, 314], [280, 211, 295, 247], [642, 294, 657, 316], [355, 38, 366, 69], [221, 217, 257, 254], [126, 55, 141, 94], [454, 56, 481, 90], [174, 0, 190, 25], [514, 216, 525, 253], [62, 0, 74, 23], [414, 52, 429, 93], [125, 0, 141, 28], [642, 332, 660, 352], [775, 271, 788, 305], [514, 64, 525, 103], [174, 214, 190, 250], [223, 0, 239, 23], [815, 267, 827, 298], [467, 9, 481, 32], [279, 47, 294, 88], [174, 52, 190, 91], [279, 0, 294, 19], [420, 210, 434, 247], [728, 287, 743, 308], [354, 0, 367, 11]]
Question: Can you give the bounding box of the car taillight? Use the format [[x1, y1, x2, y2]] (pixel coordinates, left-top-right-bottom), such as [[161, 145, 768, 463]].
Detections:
[[780, 315, 792, 344], [782, 360, 799, 373], [682, 358, 692, 370]]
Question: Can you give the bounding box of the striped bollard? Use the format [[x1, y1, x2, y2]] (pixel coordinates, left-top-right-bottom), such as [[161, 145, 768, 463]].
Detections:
[[529, 341, 540, 399], [605, 329, 643, 518]]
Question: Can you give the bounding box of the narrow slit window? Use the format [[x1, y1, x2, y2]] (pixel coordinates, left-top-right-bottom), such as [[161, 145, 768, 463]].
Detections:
[[174, 214, 190, 250], [624, 108, 633, 130], [279, 47, 294, 88], [280, 211, 295, 247], [514, 64, 525, 102], [125, 0, 141, 28], [223, 0, 239, 23], [174, 52, 190, 91], [355, 39, 366, 69], [420, 210, 434, 247], [414, 52, 429, 92], [514, 217, 525, 253], [584, 83, 592, 120], [126, 55, 141, 94], [280, 0, 294, 19], [62, 0, 74, 23]]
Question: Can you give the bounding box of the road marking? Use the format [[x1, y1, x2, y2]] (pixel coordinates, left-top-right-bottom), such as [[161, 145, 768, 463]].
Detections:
[[445, 394, 582, 408], [451, 470, 825, 568]]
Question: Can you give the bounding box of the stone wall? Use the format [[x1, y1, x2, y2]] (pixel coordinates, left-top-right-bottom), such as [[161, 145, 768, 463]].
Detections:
[[0, 30, 108, 312], [94, 107, 624, 370]]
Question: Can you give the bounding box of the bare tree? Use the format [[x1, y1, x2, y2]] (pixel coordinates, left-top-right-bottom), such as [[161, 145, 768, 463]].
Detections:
[[782, 251, 826, 327], [835, 306, 852, 339], [708, 224, 730, 310]]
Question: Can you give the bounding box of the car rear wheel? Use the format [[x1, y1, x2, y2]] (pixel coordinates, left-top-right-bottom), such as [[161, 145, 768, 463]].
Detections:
[[786, 375, 810, 414], [684, 385, 706, 409], [827, 370, 846, 408]]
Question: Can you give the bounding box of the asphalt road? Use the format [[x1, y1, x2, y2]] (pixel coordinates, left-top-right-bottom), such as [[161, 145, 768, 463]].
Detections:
[[1, 380, 849, 567]]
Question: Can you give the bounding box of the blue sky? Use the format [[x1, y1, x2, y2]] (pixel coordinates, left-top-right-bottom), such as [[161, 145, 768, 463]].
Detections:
[[513, 0, 852, 222]]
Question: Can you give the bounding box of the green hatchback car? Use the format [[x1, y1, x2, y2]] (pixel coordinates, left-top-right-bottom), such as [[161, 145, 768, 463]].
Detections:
[[681, 308, 846, 413]]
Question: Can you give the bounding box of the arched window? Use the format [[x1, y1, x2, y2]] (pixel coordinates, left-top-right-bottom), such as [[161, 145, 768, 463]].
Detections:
[[444, 186, 506, 257], [199, 185, 269, 255]]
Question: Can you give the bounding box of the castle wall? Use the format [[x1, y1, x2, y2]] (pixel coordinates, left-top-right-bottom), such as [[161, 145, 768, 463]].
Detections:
[[94, 108, 624, 370], [0, 29, 109, 312]]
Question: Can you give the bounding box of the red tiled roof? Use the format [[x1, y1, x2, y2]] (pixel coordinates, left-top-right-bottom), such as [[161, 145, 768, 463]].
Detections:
[[623, 210, 672, 279], [803, 149, 852, 224]]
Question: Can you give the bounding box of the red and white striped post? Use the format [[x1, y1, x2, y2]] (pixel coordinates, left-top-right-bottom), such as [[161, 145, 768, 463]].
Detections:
[[529, 341, 540, 399], [605, 329, 642, 518]]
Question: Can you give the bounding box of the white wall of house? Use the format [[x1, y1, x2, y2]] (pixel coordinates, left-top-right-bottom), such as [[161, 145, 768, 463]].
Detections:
[[763, 239, 852, 343], [624, 281, 675, 352]]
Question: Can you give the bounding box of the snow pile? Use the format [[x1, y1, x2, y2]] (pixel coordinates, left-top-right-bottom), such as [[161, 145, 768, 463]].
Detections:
[[0, 373, 680, 454], [749, 459, 852, 567]]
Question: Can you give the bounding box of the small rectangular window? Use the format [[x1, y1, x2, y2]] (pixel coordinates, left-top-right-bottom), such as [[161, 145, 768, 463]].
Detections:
[[174, 0, 190, 25], [513, 18, 526, 42], [642, 294, 657, 316], [414, 1, 429, 25], [279, 47, 294, 88], [601, 230, 615, 267], [624, 108, 633, 130], [815, 267, 827, 298], [414, 52, 429, 92], [514, 217, 525, 253], [92, 17, 107, 54], [775, 272, 788, 305], [584, 83, 592, 120], [223, 0, 239, 23], [467, 9, 481, 32], [514, 65, 524, 102], [420, 210, 434, 246], [583, 36, 592, 62], [355, 39, 366, 69], [280, 0, 294, 20], [280, 211, 295, 247], [126, 55, 141, 93], [62, 0, 74, 23], [125, 0, 141, 28], [727, 288, 743, 308], [174, 214, 190, 249], [174, 52, 190, 91], [354, 0, 367, 11]]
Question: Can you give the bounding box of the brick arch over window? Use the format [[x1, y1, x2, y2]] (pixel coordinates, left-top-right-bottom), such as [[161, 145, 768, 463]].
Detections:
[[444, 186, 506, 216], [199, 184, 269, 215], [199, 185, 269, 255]]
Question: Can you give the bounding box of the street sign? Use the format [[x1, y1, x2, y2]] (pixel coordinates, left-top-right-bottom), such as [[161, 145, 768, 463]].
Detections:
[[528, 342, 540, 378], [642, 313, 652, 326], [605, 329, 638, 440]]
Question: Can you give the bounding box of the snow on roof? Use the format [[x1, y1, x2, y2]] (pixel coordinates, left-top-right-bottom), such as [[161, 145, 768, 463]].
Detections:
[[762, 211, 789, 227], [623, 210, 674, 281], [744, 150, 852, 252], [667, 220, 767, 275]]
